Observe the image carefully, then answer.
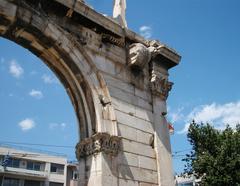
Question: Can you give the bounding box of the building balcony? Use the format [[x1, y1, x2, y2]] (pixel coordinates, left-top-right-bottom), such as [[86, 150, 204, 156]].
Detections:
[[0, 165, 47, 179]]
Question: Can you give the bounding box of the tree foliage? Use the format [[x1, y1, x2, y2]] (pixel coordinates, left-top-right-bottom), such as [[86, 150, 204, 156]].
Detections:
[[183, 121, 240, 186]]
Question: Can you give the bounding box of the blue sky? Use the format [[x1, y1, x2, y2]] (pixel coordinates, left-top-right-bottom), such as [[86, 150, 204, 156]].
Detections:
[[1, 0, 240, 174]]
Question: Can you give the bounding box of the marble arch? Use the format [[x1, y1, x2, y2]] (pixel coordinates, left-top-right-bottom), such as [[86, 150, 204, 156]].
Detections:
[[0, 0, 118, 139], [0, 1, 181, 185]]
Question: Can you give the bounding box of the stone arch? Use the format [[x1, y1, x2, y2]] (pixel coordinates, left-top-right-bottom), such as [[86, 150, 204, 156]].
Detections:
[[0, 0, 118, 141], [1, 1, 182, 185]]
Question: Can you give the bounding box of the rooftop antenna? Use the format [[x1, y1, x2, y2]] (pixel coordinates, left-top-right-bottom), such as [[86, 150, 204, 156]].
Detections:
[[113, 0, 127, 27]]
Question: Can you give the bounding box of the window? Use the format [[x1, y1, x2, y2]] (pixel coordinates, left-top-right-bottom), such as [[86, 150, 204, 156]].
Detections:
[[12, 159, 19, 168], [0, 155, 3, 165], [72, 171, 79, 180], [49, 182, 63, 186], [34, 163, 41, 171], [2, 177, 19, 186], [50, 163, 64, 174], [0, 156, 19, 168], [178, 183, 194, 186], [24, 180, 44, 186], [0, 155, 11, 167], [8, 158, 20, 168], [27, 162, 33, 170], [26, 161, 42, 171]]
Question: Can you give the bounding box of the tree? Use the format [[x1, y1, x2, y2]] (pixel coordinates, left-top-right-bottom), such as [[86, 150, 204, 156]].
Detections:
[[183, 121, 240, 186]]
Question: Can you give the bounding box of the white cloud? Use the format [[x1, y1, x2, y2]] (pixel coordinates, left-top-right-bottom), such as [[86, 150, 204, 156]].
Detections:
[[61, 123, 66, 128], [29, 89, 43, 99], [169, 107, 184, 123], [42, 74, 59, 84], [18, 118, 36, 131], [178, 101, 240, 134], [30, 71, 37, 75], [49, 122, 67, 130], [178, 123, 190, 135], [9, 60, 24, 78], [139, 26, 152, 39], [0, 58, 5, 71]]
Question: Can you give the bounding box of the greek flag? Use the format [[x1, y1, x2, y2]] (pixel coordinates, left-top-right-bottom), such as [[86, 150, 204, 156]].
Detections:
[[1, 155, 11, 167]]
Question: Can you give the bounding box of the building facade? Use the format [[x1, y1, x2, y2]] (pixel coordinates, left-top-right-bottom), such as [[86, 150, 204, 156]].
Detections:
[[0, 146, 78, 186], [175, 175, 201, 186]]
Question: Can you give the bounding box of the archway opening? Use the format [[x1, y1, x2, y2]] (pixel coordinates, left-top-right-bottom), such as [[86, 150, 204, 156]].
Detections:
[[0, 1, 121, 185], [0, 37, 78, 160]]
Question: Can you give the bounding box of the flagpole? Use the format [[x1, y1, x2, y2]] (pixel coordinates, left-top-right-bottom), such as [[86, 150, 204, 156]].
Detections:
[[1, 175, 4, 186], [1, 152, 9, 186], [1, 154, 5, 186]]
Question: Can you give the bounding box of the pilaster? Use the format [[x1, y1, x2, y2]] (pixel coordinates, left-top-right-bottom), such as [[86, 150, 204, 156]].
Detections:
[[76, 133, 121, 186], [149, 41, 181, 186]]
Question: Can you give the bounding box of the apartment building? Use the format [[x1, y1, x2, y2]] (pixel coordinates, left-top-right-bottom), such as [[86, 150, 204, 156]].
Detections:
[[175, 175, 201, 186], [0, 145, 79, 186]]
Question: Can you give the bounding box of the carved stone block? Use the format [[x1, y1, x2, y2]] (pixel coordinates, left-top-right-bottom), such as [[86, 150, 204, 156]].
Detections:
[[150, 74, 173, 100], [75, 133, 121, 159], [128, 43, 151, 68]]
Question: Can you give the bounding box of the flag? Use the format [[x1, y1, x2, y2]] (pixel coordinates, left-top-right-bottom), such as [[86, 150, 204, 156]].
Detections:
[[168, 123, 174, 135], [1, 155, 11, 167]]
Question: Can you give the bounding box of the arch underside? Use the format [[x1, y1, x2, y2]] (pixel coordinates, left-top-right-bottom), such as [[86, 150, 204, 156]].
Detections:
[[0, 0, 116, 140]]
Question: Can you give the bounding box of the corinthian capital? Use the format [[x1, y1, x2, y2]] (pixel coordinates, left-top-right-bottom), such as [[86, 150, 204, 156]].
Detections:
[[75, 133, 121, 159], [150, 75, 173, 100]]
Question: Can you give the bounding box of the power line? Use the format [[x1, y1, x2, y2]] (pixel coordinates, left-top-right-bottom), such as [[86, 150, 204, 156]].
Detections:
[[0, 140, 192, 157], [172, 148, 192, 154], [0, 143, 71, 157], [172, 155, 186, 158], [0, 140, 75, 149]]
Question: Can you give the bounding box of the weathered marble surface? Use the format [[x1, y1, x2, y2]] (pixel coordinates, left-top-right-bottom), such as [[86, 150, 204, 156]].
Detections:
[[0, 1, 181, 185]]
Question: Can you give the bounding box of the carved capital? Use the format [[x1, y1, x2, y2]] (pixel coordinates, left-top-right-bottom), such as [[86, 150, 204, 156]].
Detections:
[[75, 133, 121, 159], [150, 74, 173, 100]]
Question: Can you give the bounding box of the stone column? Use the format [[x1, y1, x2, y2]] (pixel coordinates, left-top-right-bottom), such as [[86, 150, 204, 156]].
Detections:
[[147, 41, 181, 186], [151, 81, 175, 186], [127, 40, 181, 186], [76, 133, 121, 186]]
